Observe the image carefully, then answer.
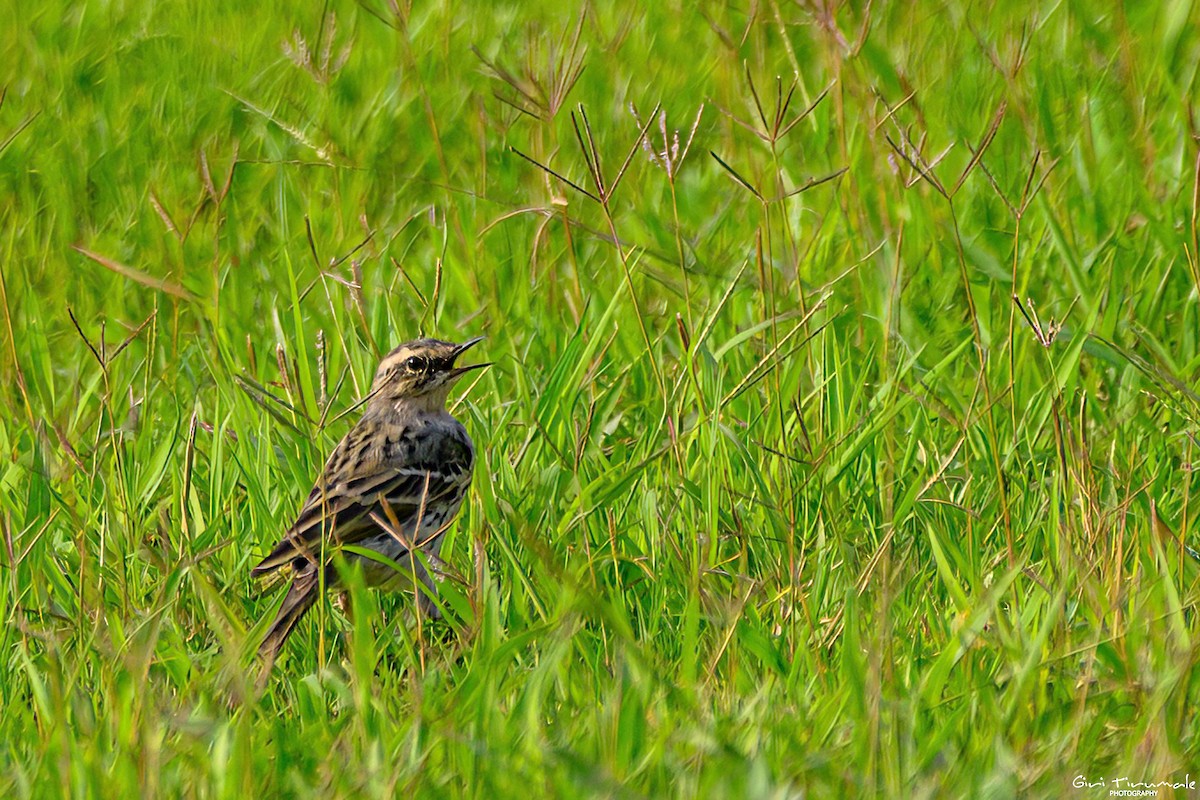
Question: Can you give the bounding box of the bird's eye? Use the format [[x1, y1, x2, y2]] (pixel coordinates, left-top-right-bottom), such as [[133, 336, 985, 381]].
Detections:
[[404, 356, 428, 372]]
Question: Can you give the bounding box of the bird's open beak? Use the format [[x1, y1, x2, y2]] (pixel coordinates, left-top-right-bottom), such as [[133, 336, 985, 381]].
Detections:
[[449, 336, 490, 378]]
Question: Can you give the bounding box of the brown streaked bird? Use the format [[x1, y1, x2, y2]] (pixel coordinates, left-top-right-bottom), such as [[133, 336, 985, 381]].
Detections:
[[252, 337, 487, 672]]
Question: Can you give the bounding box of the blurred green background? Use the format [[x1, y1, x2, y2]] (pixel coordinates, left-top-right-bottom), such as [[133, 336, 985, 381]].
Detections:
[[2, 1, 1200, 796]]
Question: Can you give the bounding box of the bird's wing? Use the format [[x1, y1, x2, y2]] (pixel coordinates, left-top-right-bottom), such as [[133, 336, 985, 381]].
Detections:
[[251, 422, 471, 577]]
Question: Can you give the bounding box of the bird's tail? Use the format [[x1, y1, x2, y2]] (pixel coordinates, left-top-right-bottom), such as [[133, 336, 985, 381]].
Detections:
[[257, 571, 319, 681]]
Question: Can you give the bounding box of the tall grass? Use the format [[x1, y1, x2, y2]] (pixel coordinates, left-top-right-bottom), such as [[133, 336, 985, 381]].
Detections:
[[2, 1, 1199, 796]]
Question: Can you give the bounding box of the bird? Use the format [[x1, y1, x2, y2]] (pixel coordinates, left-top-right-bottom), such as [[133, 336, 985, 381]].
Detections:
[[251, 336, 488, 673]]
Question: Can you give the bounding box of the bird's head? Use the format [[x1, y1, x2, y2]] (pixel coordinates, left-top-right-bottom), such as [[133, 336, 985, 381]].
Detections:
[[370, 337, 488, 410]]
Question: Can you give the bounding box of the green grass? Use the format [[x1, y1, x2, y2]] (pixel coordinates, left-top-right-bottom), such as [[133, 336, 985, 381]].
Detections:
[[2, 0, 1200, 796]]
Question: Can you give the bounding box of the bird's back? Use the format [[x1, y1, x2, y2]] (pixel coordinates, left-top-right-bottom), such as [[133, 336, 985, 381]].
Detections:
[[252, 406, 474, 577]]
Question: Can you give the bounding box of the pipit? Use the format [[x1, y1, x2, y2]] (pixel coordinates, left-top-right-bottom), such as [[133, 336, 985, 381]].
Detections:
[[252, 337, 487, 672]]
